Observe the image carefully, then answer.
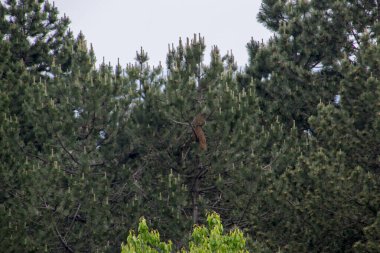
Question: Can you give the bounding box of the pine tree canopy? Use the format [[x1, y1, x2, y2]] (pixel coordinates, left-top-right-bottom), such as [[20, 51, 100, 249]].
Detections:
[[1, 0, 379, 252]]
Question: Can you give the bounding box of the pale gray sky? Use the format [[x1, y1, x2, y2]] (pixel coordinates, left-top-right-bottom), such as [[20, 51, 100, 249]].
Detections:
[[53, 0, 272, 67]]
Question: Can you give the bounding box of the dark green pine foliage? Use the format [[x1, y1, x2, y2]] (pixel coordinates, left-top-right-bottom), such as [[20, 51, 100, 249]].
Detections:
[[1, 1, 380, 252], [0, 45, 36, 252], [2, 33, 137, 252], [0, 9, 41, 247], [0, 1, 67, 250], [237, 0, 380, 252], [119, 35, 247, 245], [0, 0, 75, 153], [272, 148, 379, 252], [305, 32, 380, 252], [270, 86, 379, 251], [121, 36, 215, 246], [338, 33, 380, 173], [0, 0, 70, 73], [248, 0, 380, 130], [118, 46, 192, 247], [122, 35, 307, 251]]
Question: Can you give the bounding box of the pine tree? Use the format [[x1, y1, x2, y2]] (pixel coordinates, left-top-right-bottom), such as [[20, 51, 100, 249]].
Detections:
[[246, 0, 380, 130], [121, 35, 307, 250], [0, 0, 71, 73], [234, 1, 380, 251], [2, 1, 380, 252], [0, 0, 76, 148], [304, 31, 380, 251], [0, 3, 79, 249], [2, 32, 139, 251]]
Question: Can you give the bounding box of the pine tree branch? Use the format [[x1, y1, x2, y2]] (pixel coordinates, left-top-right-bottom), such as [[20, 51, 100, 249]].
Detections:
[[198, 185, 216, 192], [169, 118, 188, 126], [54, 225, 74, 253], [56, 134, 81, 166], [64, 203, 81, 239], [17, 141, 49, 164]]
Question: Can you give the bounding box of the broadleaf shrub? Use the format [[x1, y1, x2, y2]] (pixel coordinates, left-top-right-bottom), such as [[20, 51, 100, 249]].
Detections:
[[121, 212, 249, 253]]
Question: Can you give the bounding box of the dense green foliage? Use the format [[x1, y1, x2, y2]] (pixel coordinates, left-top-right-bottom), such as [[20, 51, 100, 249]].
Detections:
[[1, 0, 379, 252], [121, 212, 249, 253]]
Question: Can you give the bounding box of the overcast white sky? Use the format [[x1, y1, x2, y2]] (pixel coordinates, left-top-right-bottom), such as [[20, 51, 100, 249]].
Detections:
[[53, 0, 272, 67]]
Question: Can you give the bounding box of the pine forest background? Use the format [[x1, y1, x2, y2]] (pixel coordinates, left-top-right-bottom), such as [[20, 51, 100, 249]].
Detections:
[[1, 0, 380, 252]]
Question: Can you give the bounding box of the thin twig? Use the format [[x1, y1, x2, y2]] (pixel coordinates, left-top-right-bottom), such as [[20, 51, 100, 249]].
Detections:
[[56, 134, 81, 166], [169, 118, 189, 126], [64, 203, 81, 239]]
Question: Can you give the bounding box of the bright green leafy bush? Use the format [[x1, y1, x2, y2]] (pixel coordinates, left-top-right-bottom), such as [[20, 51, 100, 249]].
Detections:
[[121, 212, 249, 253]]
